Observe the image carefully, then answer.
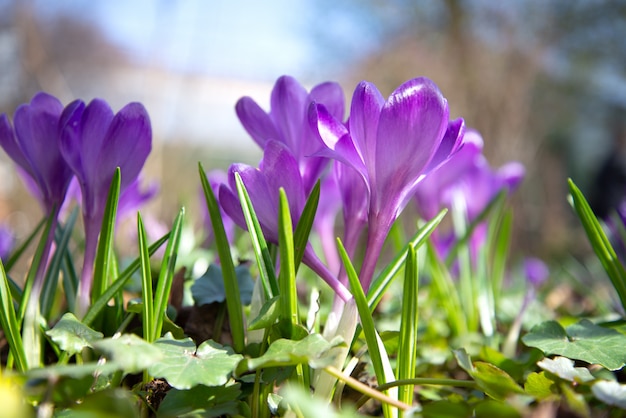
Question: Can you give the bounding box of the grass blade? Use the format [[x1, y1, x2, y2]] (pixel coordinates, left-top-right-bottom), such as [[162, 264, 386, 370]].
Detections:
[[568, 178, 626, 312], [152, 208, 185, 340], [293, 180, 320, 274], [487, 207, 512, 310], [137, 213, 154, 342], [444, 190, 506, 266], [234, 172, 279, 299], [16, 210, 56, 324], [0, 259, 27, 371], [426, 242, 466, 337], [61, 244, 79, 314], [278, 189, 298, 337], [397, 246, 419, 407], [91, 168, 121, 304], [337, 238, 395, 417], [3, 215, 45, 273], [367, 208, 446, 311], [199, 163, 245, 353], [41, 206, 78, 319], [82, 233, 169, 327]]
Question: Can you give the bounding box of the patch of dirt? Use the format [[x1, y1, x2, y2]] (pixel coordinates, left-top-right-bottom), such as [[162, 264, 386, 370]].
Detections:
[[144, 378, 171, 412]]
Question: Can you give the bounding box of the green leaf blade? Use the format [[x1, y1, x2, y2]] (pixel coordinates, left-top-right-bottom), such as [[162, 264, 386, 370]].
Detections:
[[199, 164, 245, 353], [137, 213, 154, 343], [278, 188, 298, 337], [82, 233, 169, 327], [568, 178, 626, 312], [234, 172, 278, 299], [92, 167, 121, 305], [152, 208, 185, 341]]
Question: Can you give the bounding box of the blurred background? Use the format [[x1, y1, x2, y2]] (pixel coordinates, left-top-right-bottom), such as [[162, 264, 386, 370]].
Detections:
[[1, 0, 626, 264]]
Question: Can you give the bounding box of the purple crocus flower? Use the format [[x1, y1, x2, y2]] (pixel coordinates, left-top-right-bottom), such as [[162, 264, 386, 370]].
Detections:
[[236, 75, 345, 194], [0, 224, 14, 261], [415, 130, 524, 261], [219, 140, 351, 301], [59, 98, 152, 315], [0, 93, 74, 317], [524, 257, 549, 288], [310, 77, 464, 290], [0, 93, 74, 214], [414, 129, 484, 221]]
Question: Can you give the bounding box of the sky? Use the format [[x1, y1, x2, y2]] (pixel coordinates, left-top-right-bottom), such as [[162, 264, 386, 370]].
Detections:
[[29, 0, 375, 82], [13, 0, 381, 149]]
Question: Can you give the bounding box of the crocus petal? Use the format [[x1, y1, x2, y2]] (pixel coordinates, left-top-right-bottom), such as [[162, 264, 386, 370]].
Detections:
[[373, 78, 449, 216], [13, 95, 65, 192], [269, 75, 308, 153], [498, 162, 526, 191], [5, 92, 73, 210], [348, 81, 385, 173], [310, 82, 345, 121], [59, 100, 88, 179], [260, 141, 306, 219], [78, 99, 115, 177], [335, 161, 368, 257], [309, 103, 368, 185], [424, 118, 466, 174], [235, 96, 279, 149], [335, 161, 368, 226], [218, 183, 248, 232], [0, 224, 14, 261], [315, 174, 342, 274], [117, 177, 159, 221], [524, 258, 549, 288], [99, 102, 152, 191], [229, 162, 279, 237], [0, 115, 31, 177]]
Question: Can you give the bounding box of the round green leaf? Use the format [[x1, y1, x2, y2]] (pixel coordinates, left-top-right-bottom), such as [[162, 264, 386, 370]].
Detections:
[[149, 333, 243, 389], [46, 313, 104, 356], [92, 334, 163, 374], [523, 320, 626, 370]]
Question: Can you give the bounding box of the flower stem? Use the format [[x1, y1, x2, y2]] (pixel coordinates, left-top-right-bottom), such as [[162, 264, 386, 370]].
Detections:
[[303, 249, 352, 301], [323, 365, 411, 411], [359, 216, 390, 292], [76, 216, 99, 318]]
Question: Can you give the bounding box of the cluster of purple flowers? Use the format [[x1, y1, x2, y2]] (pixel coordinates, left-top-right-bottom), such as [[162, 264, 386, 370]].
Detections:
[[0, 93, 152, 315], [219, 75, 526, 300], [1, 74, 527, 313]]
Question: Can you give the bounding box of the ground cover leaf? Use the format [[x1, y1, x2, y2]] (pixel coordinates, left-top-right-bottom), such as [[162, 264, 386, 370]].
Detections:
[[561, 382, 591, 418], [93, 334, 163, 374], [46, 312, 103, 356], [191, 264, 254, 306], [472, 362, 526, 401], [56, 388, 139, 418], [537, 356, 595, 383], [592, 381, 626, 409], [157, 383, 242, 417], [238, 334, 344, 374], [522, 319, 626, 370], [248, 296, 280, 331], [524, 371, 558, 400], [454, 349, 525, 401], [149, 333, 243, 389]]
